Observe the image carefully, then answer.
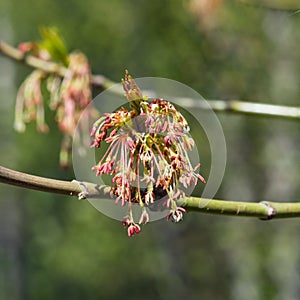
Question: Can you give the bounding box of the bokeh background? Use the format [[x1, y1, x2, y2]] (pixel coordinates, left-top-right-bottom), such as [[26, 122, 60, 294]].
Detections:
[[1, 1, 300, 299]]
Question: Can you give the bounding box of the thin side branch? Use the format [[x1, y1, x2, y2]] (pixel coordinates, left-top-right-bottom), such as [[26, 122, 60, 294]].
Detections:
[[0, 40, 115, 89], [1, 165, 300, 219], [238, 0, 300, 11], [1, 40, 300, 120], [181, 98, 300, 120]]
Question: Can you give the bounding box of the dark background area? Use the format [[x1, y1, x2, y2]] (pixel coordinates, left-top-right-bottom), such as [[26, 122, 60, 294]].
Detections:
[[0, 1, 300, 299]]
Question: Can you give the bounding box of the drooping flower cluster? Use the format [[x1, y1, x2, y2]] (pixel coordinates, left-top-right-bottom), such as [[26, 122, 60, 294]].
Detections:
[[14, 27, 97, 167], [91, 72, 205, 237]]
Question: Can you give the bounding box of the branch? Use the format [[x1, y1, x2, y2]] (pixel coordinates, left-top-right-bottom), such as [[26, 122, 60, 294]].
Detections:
[[1, 165, 300, 219], [238, 0, 300, 11], [182, 98, 300, 120], [1, 40, 300, 120], [0, 165, 110, 198], [0, 40, 115, 89]]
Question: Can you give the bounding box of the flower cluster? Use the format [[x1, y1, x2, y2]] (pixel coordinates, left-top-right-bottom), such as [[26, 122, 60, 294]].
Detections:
[[14, 27, 97, 167], [91, 72, 205, 236]]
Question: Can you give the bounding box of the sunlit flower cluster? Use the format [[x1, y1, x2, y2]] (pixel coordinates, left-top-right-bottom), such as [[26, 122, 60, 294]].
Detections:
[[91, 72, 205, 236]]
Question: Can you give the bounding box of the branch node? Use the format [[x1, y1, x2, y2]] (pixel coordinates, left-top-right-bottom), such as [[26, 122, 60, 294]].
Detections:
[[259, 201, 277, 220], [72, 180, 88, 200]]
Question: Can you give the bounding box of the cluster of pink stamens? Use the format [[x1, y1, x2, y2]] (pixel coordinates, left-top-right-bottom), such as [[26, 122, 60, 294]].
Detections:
[[14, 29, 97, 167], [91, 72, 205, 236]]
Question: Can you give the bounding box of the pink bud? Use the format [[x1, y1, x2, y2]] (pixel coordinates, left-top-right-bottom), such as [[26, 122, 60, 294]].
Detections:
[[134, 224, 141, 234], [127, 226, 135, 237]]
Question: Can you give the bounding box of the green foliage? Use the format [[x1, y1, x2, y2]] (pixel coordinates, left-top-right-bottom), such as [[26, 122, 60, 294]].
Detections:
[[38, 26, 69, 65]]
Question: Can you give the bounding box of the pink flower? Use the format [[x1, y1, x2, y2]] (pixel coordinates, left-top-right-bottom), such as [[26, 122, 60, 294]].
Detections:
[[15, 34, 96, 168], [167, 207, 186, 223], [139, 209, 150, 224], [91, 159, 114, 176], [122, 216, 141, 237], [91, 71, 206, 236], [127, 223, 141, 237], [144, 190, 154, 205], [122, 216, 131, 227]]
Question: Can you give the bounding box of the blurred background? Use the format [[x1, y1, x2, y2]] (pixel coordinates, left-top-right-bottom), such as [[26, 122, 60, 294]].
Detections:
[[1, 0, 300, 299]]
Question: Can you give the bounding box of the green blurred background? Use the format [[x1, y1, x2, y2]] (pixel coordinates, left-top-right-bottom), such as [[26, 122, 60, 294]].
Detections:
[[1, 1, 300, 299]]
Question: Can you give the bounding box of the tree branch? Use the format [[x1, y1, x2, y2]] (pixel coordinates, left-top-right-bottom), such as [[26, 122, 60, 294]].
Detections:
[[0, 40, 115, 89], [238, 0, 300, 11], [181, 98, 300, 120], [1, 165, 300, 219], [0, 165, 110, 198], [1, 39, 300, 120]]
